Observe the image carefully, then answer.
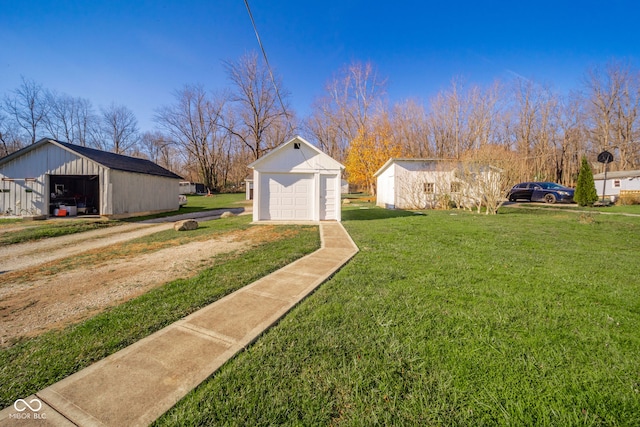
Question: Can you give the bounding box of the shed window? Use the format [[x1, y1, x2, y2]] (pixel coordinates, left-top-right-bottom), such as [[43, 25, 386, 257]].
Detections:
[[450, 182, 462, 193], [423, 182, 434, 193], [613, 179, 621, 188]]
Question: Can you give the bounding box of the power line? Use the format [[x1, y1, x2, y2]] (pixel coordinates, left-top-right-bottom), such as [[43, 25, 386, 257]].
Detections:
[[243, 0, 294, 136]]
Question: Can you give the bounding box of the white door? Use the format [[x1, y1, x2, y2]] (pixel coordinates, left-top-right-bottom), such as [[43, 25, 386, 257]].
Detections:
[[260, 173, 313, 220], [320, 175, 337, 220]]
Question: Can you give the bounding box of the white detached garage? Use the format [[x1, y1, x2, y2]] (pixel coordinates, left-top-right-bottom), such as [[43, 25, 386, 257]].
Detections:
[[249, 136, 344, 222]]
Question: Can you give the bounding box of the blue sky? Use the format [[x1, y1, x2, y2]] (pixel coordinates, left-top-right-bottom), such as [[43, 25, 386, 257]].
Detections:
[[1, 0, 639, 132]]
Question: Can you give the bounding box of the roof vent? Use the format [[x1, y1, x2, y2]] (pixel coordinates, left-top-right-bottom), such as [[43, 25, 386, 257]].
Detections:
[[294, 143, 301, 149]]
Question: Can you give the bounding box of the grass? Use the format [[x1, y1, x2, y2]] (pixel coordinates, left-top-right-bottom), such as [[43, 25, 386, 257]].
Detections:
[[514, 202, 640, 215], [0, 193, 247, 245], [125, 193, 249, 221], [0, 219, 119, 245], [0, 217, 320, 408], [155, 205, 640, 426], [0, 215, 257, 284]]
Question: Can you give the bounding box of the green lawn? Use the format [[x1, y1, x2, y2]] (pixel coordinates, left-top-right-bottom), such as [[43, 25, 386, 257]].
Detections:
[[0, 193, 247, 245], [515, 203, 640, 215], [0, 219, 119, 245], [127, 193, 249, 221], [156, 206, 640, 426], [0, 216, 319, 408]]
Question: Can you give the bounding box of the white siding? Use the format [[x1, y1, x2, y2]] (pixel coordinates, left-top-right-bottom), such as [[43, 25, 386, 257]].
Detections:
[[44, 144, 103, 175], [109, 170, 179, 216], [594, 177, 640, 198], [376, 159, 496, 210], [1, 142, 180, 217], [250, 137, 344, 222], [376, 164, 396, 208], [1, 179, 45, 215], [320, 175, 339, 220], [395, 164, 455, 210]]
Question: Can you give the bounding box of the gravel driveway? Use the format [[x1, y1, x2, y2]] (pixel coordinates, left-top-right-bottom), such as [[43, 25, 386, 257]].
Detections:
[[0, 207, 262, 346]]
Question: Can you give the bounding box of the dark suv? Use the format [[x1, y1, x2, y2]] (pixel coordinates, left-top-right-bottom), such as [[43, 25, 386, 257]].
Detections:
[[507, 182, 575, 204]]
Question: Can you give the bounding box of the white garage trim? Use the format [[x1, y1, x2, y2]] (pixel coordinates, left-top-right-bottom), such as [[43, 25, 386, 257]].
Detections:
[[249, 136, 344, 223], [320, 174, 338, 220]]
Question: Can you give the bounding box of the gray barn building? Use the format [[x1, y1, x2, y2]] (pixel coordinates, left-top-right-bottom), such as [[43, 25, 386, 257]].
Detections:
[[0, 138, 182, 218]]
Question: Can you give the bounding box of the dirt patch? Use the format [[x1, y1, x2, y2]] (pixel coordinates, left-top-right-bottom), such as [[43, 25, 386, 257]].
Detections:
[[0, 226, 287, 346]]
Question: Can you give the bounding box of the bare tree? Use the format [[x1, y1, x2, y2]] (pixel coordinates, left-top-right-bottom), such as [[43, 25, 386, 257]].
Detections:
[[467, 81, 503, 150], [140, 131, 179, 172], [3, 77, 50, 144], [303, 98, 343, 159], [427, 78, 474, 159], [611, 64, 640, 169], [45, 92, 97, 145], [459, 144, 526, 213], [155, 85, 227, 190], [223, 52, 294, 160], [582, 61, 640, 170], [306, 61, 387, 162], [395, 160, 450, 209], [97, 103, 140, 154], [506, 78, 566, 182], [0, 111, 24, 156], [455, 160, 503, 214], [553, 92, 588, 186], [390, 99, 431, 157]]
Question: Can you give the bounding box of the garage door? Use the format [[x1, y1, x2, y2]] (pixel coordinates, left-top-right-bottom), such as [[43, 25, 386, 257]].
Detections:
[[260, 173, 313, 220]]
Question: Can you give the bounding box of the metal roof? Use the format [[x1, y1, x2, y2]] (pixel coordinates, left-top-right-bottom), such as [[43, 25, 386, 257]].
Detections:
[[593, 169, 640, 180], [0, 138, 182, 180]]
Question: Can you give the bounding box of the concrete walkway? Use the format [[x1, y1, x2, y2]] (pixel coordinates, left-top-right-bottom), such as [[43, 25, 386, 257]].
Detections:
[[0, 222, 358, 426]]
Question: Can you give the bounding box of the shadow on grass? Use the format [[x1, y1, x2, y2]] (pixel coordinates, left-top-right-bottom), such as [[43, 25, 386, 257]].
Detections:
[[342, 206, 416, 221], [121, 194, 250, 223]]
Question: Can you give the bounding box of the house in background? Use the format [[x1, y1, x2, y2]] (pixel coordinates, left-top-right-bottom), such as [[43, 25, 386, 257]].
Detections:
[[593, 169, 640, 202], [375, 158, 500, 210], [245, 177, 254, 200], [248, 136, 344, 222], [0, 138, 182, 218], [179, 181, 205, 195], [341, 179, 349, 194]]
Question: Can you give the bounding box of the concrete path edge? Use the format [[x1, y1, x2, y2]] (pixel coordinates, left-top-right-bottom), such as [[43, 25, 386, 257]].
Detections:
[[0, 222, 358, 427]]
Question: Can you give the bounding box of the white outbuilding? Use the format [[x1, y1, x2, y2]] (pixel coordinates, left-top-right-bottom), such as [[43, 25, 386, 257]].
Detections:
[[248, 136, 344, 222], [593, 169, 640, 202], [0, 138, 182, 218], [375, 158, 501, 210]]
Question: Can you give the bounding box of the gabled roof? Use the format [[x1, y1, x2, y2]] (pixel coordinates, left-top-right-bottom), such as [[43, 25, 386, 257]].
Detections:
[[0, 138, 182, 179], [248, 136, 344, 170], [373, 158, 455, 177], [593, 169, 640, 180], [374, 157, 502, 177]]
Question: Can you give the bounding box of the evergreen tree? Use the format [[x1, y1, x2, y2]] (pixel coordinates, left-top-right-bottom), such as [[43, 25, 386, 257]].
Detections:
[[575, 156, 599, 206]]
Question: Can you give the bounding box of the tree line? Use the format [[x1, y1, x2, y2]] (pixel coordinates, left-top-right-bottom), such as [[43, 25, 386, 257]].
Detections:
[[1, 54, 638, 193], [311, 59, 639, 193]]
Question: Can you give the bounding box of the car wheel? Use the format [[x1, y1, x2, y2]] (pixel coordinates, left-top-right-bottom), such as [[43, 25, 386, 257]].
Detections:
[[544, 193, 556, 204]]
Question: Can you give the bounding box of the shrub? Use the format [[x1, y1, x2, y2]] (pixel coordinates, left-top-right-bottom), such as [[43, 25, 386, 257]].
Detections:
[[619, 190, 640, 205], [575, 155, 599, 206]]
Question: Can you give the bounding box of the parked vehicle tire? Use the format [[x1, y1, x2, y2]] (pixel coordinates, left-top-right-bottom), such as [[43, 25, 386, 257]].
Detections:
[[544, 193, 557, 204]]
